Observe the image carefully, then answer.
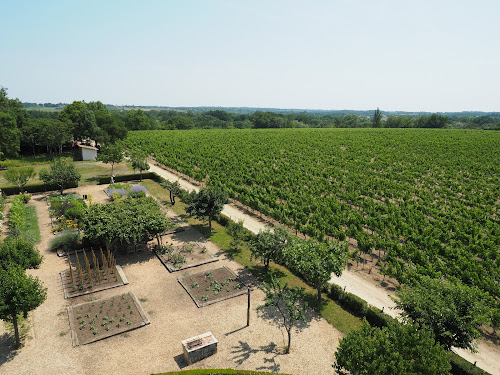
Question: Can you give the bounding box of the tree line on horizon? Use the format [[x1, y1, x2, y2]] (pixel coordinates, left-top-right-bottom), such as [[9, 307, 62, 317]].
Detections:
[[2, 86, 500, 158]]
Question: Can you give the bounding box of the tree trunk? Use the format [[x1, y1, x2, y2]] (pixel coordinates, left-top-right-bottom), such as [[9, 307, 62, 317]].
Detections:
[[286, 328, 291, 354], [140, 170, 143, 181], [208, 217, 212, 232], [264, 258, 269, 273], [111, 163, 114, 175], [12, 313, 20, 347], [317, 283, 322, 303]]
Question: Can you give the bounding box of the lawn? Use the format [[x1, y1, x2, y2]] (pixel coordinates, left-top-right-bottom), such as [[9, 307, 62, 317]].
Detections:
[[0, 160, 133, 188]]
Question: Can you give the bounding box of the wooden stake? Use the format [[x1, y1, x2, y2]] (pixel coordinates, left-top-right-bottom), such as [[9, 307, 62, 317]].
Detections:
[[247, 288, 251, 327], [69, 263, 74, 286]]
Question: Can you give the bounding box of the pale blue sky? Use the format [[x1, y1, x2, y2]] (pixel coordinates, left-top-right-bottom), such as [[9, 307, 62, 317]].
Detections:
[[1, 0, 499, 111]]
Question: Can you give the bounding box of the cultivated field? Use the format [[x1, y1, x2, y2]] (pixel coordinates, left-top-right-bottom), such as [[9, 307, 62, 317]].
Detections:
[[125, 128, 500, 299]]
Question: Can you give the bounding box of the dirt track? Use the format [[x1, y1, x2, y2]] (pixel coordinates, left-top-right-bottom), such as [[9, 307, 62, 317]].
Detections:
[[149, 162, 500, 375]]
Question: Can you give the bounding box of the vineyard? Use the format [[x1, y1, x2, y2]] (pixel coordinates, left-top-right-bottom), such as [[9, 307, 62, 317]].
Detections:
[[124, 128, 500, 299]]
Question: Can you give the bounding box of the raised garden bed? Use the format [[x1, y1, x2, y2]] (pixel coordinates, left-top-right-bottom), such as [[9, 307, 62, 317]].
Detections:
[[67, 291, 149, 346], [178, 266, 247, 307], [60, 248, 128, 298], [156, 242, 218, 272]]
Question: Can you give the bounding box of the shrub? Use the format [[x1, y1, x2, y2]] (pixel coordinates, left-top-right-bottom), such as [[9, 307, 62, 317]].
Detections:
[[49, 231, 81, 252]]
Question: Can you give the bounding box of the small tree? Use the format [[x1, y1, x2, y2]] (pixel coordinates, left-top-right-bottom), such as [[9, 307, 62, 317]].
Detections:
[[0, 237, 43, 271], [4, 167, 36, 192], [335, 321, 451, 375], [129, 149, 149, 181], [250, 226, 290, 273], [394, 276, 489, 351], [227, 219, 246, 250], [0, 266, 47, 346], [286, 238, 348, 303], [258, 276, 307, 354], [39, 160, 81, 195], [160, 180, 182, 205], [97, 143, 123, 175], [185, 187, 228, 232]]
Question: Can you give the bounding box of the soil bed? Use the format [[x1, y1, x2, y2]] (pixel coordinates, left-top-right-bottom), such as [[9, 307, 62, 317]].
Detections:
[[178, 266, 247, 307], [67, 291, 149, 346], [156, 241, 218, 272], [60, 265, 128, 298]]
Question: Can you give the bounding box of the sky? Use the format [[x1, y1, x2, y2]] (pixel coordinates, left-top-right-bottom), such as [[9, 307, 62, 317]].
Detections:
[[1, 0, 499, 112]]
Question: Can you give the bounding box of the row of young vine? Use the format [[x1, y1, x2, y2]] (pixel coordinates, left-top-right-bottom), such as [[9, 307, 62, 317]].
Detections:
[[124, 128, 500, 300]]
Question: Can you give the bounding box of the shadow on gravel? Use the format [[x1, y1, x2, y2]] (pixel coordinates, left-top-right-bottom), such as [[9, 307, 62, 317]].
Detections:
[[0, 332, 19, 367], [231, 340, 281, 373]]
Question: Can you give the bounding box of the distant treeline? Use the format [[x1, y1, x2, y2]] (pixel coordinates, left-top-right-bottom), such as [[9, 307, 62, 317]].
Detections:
[[24, 102, 500, 131], [2, 86, 500, 159]]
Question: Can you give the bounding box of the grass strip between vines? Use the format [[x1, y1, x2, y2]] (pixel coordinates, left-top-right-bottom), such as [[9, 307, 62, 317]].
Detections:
[[142, 180, 362, 334]]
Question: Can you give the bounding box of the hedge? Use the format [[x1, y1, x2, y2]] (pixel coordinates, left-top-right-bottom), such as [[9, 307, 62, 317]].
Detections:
[[0, 182, 78, 196], [97, 172, 161, 185], [448, 353, 490, 375], [153, 370, 292, 375]]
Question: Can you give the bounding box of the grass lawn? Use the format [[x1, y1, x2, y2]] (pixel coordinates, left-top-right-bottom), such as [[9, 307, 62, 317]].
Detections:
[[23, 205, 41, 242], [142, 179, 363, 334], [0, 160, 133, 188]]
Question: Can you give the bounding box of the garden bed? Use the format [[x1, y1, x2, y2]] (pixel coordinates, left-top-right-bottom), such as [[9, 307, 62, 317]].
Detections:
[[67, 291, 149, 346], [178, 266, 247, 307], [60, 265, 128, 298], [156, 242, 218, 272]]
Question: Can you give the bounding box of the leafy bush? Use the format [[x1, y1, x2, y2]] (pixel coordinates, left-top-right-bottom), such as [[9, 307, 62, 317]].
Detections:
[[8, 196, 26, 237], [49, 231, 81, 252]]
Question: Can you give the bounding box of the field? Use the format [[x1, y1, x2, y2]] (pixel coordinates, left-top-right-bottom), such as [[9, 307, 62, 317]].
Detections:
[[125, 128, 500, 298]]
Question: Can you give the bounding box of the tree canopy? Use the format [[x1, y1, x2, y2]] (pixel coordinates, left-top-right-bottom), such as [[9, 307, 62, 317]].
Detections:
[[185, 188, 228, 232], [4, 167, 36, 192], [0, 266, 47, 346], [250, 226, 290, 272], [394, 276, 490, 351], [80, 196, 171, 248], [0, 237, 43, 271], [39, 160, 82, 195], [334, 321, 451, 375]]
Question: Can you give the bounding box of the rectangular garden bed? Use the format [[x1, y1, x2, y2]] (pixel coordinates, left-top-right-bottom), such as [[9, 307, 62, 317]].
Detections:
[[67, 291, 149, 346], [60, 265, 128, 298], [156, 242, 218, 272], [178, 266, 247, 307]]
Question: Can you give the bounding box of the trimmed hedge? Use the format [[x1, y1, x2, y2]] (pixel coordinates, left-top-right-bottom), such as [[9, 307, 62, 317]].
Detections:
[[153, 370, 292, 375], [0, 182, 78, 196], [328, 284, 396, 328], [448, 353, 490, 375], [97, 172, 161, 184]]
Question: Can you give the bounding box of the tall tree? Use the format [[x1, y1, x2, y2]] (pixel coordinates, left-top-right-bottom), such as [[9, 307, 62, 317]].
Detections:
[[334, 321, 451, 375], [0, 266, 47, 347], [4, 167, 36, 192], [258, 276, 307, 354], [39, 160, 81, 195], [97, 143, 123, 175], [394, 276, 489, 351], [185, 188, 228, 232], [0, 112, 21, 158], [373, 107, 382, 128]]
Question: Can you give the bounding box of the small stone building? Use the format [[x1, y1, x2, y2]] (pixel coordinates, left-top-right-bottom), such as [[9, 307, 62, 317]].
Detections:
[[76, 144, 98, 161]]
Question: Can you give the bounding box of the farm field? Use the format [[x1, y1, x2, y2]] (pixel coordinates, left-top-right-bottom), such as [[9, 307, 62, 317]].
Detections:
[[125, 128, 500, 299]]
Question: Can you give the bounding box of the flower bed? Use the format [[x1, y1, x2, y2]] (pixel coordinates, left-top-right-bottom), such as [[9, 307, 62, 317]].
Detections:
[[178, 266, 247, 307], [67, 291, 149, 346], [156, 242, 218, 272], [105, 183, 148, 200]]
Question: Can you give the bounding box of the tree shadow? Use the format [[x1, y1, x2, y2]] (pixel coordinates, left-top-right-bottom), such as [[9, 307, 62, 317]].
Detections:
[[231, 340, 281, 373], [235, 267, 286, 289], [0, 332, 20, 366]]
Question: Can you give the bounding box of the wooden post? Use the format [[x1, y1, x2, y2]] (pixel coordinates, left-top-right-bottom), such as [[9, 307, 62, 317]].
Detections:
[[69, 263, 74, 286], [247, 288, 251, 327]]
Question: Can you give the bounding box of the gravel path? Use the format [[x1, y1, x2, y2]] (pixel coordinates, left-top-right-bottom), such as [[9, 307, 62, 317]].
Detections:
[[149, 162, 500, 375], [0, 185, 342, 375]]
